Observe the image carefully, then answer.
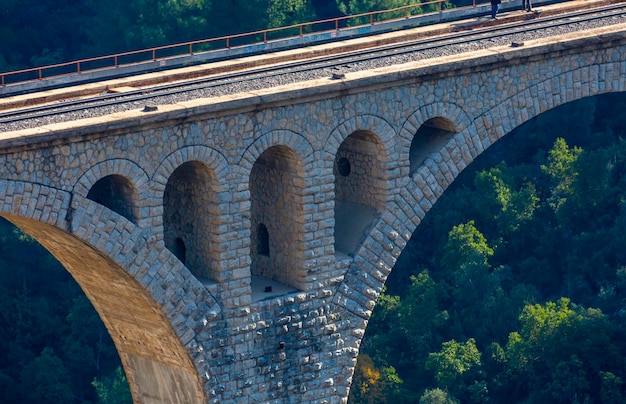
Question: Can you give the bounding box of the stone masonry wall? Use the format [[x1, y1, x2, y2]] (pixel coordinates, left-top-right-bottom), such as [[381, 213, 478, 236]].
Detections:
[[0, 24, 624, 403]]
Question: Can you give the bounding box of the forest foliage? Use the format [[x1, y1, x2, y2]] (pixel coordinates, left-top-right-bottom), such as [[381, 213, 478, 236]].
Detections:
[[349, 93, 626, 403]]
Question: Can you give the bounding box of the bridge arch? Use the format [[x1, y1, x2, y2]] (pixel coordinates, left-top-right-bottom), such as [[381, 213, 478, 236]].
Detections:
[[338, 82, 626, 392], [240, 129, 315, 169], [343, 91, 626, 402], [325, 115, 396, 258], [152, 146, 230, 283], [333, 84, 624, 372], [399, 102, 472, 178], [75, 159, 149, 227], [2, 25, 625, 403], [241, 130, 314, 292], [0, 180, 215, 403]]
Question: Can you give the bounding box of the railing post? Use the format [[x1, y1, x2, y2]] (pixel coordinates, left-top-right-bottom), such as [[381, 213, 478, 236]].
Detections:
[[152, 49, 156, 61], [77, 62, 81, 74], [189, 43, 193, 55]]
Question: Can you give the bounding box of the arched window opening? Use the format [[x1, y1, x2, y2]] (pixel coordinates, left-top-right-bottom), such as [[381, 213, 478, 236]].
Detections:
[[337, 157, 351, 177], [334, 130, 386, 258], [164, 161, 219, 282], [409, 117, 458, 176], [87, 175, 138, 223], [257, 224, 270, 256], [249, 145, 304, 296]]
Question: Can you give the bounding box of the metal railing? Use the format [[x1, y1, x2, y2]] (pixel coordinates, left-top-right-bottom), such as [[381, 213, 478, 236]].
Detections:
[[0, 0, 485, 87]]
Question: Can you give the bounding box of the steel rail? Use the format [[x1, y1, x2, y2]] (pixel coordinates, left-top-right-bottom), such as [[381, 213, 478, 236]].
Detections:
[[1, 3, 625, 125]]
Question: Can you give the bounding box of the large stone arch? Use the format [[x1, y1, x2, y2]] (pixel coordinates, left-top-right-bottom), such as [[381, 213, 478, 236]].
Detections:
[[0, 180, 218, 403]]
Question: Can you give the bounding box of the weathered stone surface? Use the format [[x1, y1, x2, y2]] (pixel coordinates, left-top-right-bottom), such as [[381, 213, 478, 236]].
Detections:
[[0, 23, 625, 403]]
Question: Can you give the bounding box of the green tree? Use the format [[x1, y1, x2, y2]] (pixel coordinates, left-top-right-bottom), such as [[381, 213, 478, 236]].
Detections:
[[419, 388, 459, 404], [63, 294, 120, 390], [19, 347, 74, 403], [504, 298, 621, 402], [473, 164, 539, 236], [541, 137, 583, 215], [600, 371, 625, 404], [399, 271, 449, 350], [425, 338, 483, 399], [548, 355, 590, 404], [92, 367, 133, 404], [441, 221, 494, 271], [266, 0, 316, 28]]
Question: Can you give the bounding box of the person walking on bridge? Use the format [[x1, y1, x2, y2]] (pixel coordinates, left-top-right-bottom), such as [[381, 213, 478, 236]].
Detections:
[[522, 0, 532, 12], [490, 0, 501, 19]]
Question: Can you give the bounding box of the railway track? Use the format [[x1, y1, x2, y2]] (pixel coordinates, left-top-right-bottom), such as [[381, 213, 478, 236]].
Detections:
[[1, 2, 626, 130]]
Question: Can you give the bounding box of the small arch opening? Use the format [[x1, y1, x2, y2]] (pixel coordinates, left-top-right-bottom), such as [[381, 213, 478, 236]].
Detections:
[[249, 145, 304, 297], [334, 130, 385, 258], [164, 161, 219, 282], [409, 117, 458, 176], [87, 175, 138, 223]]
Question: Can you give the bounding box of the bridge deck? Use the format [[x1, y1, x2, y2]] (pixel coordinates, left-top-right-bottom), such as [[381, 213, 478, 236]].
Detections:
[[0, 0, 616, 113]]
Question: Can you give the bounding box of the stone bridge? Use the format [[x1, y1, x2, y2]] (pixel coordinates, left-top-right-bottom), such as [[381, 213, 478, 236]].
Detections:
[[1, 22, 625, 403]]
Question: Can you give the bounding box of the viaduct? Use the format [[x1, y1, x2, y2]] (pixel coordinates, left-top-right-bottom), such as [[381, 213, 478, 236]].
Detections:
[[0, 16, 625, 404]]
